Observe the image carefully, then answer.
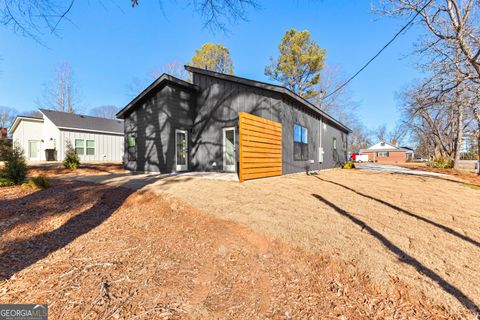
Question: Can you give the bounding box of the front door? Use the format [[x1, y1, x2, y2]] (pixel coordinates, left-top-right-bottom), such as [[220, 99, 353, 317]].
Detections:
[[175, 129, 188, 172], [28, 140, 40, 160], [223, 127, 236, 172]]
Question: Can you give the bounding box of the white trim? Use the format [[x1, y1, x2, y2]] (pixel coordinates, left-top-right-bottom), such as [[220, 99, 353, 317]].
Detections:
[[58, 127, 123, 136], [9, 117, 44, 134], [175, 129, 188, 172], [222, 127, 236, 172]]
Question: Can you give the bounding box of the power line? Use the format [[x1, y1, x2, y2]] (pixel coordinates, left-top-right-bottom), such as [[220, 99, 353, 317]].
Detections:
[[323, 0, 434, 100]]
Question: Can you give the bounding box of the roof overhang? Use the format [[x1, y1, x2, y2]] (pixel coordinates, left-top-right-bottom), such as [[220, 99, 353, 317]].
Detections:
[[9, 115, 44, 134], [58, 126, 123, 135], [116, 73, 198, 119], [185, 65, 352, 134]]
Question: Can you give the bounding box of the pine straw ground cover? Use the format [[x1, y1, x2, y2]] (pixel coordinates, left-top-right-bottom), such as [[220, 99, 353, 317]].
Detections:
[[0, 180, 471, 319]]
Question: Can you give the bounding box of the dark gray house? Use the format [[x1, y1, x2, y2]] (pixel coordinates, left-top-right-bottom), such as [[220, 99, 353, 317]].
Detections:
[[116, 66, 350, 181]]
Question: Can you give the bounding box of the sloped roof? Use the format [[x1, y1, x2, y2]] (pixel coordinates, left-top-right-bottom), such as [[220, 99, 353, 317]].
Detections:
[[184, 66, 351, 133], [116, 74, 198, 119], [360, 141, 413, 153], [9, 115, 44, 134], [40, 109, 124, 134]]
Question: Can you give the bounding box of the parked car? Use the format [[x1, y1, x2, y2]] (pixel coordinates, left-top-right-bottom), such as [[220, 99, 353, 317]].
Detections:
[[351, 153, 369, 162]]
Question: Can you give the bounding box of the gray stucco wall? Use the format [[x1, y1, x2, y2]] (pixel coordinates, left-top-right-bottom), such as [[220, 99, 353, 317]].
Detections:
[[191, 73, 349, 174], [124, 83, 195, 173]]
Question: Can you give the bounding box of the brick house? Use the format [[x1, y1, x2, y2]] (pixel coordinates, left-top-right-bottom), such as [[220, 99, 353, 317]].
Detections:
[[360, 141, 414, 163]]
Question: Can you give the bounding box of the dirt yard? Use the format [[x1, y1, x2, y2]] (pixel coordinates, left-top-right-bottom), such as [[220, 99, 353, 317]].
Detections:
[[27, 162, 126, 177], [147, 169, 480, 317], [0, 178, 472, 319]]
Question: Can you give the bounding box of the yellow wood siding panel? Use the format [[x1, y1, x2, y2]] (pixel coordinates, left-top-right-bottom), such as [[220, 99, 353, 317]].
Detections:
[[239, 112, 282, 182]]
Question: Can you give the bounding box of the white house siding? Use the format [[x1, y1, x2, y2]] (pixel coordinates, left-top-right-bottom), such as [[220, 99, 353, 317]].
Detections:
[[59, 130, 123, 162], [12, 119, 45, 161], [42, 116, 60, 151]]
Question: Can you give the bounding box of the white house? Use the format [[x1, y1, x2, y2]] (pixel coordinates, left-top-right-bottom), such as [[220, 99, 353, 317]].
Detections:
[[10, 109, 124, 162]]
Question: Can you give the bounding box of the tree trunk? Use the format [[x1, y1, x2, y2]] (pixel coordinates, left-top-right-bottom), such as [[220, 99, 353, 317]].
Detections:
[[453, 104, 465, 169], [476, 112, 480, 175]]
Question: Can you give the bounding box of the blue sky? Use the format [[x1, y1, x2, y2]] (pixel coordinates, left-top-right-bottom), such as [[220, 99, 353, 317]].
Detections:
[[0, 0, 423, 130]]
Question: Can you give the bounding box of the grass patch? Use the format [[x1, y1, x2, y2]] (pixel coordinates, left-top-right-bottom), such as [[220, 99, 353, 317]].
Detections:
[[463, 183, 480, 190], [0, 177, 14, 187], [22, 175, 52, 190]]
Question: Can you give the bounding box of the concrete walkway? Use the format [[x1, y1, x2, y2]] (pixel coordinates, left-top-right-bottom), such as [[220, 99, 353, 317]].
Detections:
[[355, 163, 447, 176], [64, 171, 238, 191]]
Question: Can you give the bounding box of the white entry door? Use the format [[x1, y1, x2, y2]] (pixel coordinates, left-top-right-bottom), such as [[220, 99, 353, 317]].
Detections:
[[175, 129, 188, 172], [223, 127, 236, 172], [28, 140, 40, 160]]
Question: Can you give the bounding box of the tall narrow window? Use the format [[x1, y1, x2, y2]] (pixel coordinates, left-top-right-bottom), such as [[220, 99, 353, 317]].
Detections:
[[127, 134, 136, 161], [75, 139, 85, 155], [294, 124, 309, 161], [333, 137, 337, 150], [86, 140, 95, 155]]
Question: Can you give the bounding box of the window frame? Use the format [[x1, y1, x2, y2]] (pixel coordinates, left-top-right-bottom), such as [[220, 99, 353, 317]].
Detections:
[[294, 124, 309, 161], [333, 137, 337, 150], [86, 140, 95, 156], [378, 151, 389, 157], [127, 134, 137, 161], [75, 139, 85, 156]]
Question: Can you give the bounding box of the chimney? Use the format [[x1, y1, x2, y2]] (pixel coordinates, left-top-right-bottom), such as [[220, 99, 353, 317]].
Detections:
[[391, 139, 397, 146], [0, 128, 7, 140]]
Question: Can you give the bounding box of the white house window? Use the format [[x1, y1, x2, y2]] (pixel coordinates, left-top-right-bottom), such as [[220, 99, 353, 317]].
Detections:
[[378, 151, 389, 157], [86, 140, 95, 155], [75, 139, 85, 155], [333, 137, 337, 150]]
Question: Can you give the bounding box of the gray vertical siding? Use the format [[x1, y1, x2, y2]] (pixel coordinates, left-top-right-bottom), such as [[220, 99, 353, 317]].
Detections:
[[60, 130, 123, 162], [192, 73, 348, 174], [122, 72, 349, 175], [124, 83, 195, 173]]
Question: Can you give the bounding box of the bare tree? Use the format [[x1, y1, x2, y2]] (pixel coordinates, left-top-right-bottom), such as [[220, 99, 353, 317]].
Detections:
[[148, 59, 188, 80], [1, 0, 258, 41], [39, 61, 80, 113], [126, 58, 188, 97], [312, 64, 359, 126], [89, 105, 120, 119], [378, 0, 480, 169], [378, 0, 480, 83], [0, 105, 17, 129]]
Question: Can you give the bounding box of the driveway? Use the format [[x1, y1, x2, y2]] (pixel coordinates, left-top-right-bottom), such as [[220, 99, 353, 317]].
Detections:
[[355, 163, 447, 176]]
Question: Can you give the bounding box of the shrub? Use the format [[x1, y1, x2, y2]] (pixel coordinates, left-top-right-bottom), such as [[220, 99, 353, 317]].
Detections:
[[426, 156, 453, 169], [22, 174, 52, 190], [63, 142, 80, 169], [0, 177, 14, 187], [343, 161, 355, 169], [2, 144, 27, 184]]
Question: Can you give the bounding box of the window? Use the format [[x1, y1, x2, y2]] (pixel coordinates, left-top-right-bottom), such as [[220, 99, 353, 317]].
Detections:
[[86, 140, 95, 155], [127, 134, 136, 161], [75, 139, 85, 155], [294, 124, 308, 161], [333, 137, 337, 150], [378, 151, 389, 157], [343, 140, 347, 151]]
